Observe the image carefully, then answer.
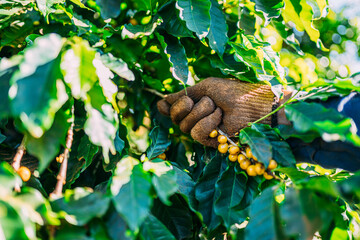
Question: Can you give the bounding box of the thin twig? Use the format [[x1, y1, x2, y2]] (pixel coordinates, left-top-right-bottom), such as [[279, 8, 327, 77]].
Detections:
[[50, 108, 75, 198], [12, 138, 26, 192], [143, 88, 165, 98]]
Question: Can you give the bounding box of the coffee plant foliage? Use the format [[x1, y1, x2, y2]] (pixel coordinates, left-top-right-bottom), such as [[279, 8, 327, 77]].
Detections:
[[0, 0, 360, 239]]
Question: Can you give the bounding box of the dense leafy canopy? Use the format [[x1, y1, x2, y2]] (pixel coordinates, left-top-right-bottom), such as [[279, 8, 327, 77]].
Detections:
[[0, 0, 360, 239]]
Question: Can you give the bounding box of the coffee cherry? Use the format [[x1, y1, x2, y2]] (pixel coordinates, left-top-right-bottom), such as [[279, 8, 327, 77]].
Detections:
[[246, 165, 257, 176], [264, 171, 274, 180], [157, 153, 166, 160], [209, 129, 218, 138], [240, 159, 251, 170], [228, 154, 238, 162], [254, 163, 265, 175], [268, 159, 278, 170], [245, 146, 252, 159], [218, 143, 229, 154], [17, 166, 31, 182], [229, 146, 240, 155], [237, 154, 246, 163], [218, 135, 227, 144], [252, 155, 258, 161]]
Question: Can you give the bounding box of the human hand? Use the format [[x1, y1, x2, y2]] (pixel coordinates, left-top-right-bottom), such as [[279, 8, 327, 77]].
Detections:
[[157, 77, 275, 148]]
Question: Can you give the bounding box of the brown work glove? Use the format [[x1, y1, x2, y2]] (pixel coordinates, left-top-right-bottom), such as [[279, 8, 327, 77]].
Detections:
[[157, 77, 275, 148]]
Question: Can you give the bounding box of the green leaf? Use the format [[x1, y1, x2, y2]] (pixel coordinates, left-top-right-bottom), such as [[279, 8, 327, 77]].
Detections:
[[245, 187, 278, 240], [0, 133, 5, 144], [173, 166, 197, 211], [254, 0, 284, 24], [10, 34, 67, 138], [158, 1, 194, 38], [207, 0, 228, 56], [122, 17, 162, 39], [214, 167, 247, 229], [112, 164, 153, 231], [151, 196, 194, 239], [25, 108, 71, 173], [51, 188, 110, 226], [285, 101, 360, 147], [176, 0, 211, 39], [100, 53, 135, 81], [111, 156, 139, 195], [61, 37, 98, 100], [157, 32, 189, 84], [96, 0, 121, 19], [140, 214, 176, 240], [275, 167, 310, 183], [195, 151, 225, 229], [132, 0, 169, 13], [0, 162, 21, 195], [0, 65, 16, 119], [0, 200, 28, 240], [251, 124, 296, 167], [146, 126, 171, 160], [84, 104, 118, 164], [239, 127, 272, 168], [36, 0, 65, 18]]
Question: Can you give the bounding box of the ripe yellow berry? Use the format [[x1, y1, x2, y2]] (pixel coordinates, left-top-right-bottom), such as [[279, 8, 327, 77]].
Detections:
[[218, 143, 229, 154], [268, 159, 278, 170], [229, 146, 240, 155], [209, 129, 218, 138], [252, 154, 258, 161], [228, 154, 238, 162], [218, 135, 227, 144], [240, 159, 251, 170], [254, 163, 265, 175], [246, 165, 257, 177], [264, 171, 274, 180], [245, 146, 252, 159], [237, 154, 246, 163], [157, 153, 166, 160], [17, 166, 31, 182]]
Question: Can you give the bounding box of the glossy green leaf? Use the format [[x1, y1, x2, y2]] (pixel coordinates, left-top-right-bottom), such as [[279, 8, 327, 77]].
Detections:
[[0, 200, 28, 240], [239, 127, 272, 168], [214, 167, 247, 229], [112, 164, 153, 231], [122, 18, 162, 39], [0, 65, 16, 119], [61, 37, 98, 100], [10, 34, 67, 138], [111, 156, 139, 196], [100, 53, 135, 81], [254, 0, 284, 23], [207, 0, 228, 56], [146, 126, 171, 160], [140, 214, 176, 240], [132, 0, 168, 13], [157, 32, 189, 84], [25, 108, 71, 173], [285, 101, 360, 147], [0, 162, 21, 195], [84, 104, 118, 164], [173, 166, 197, 211], [251, 124, 296, 167], [36, 0, 65, 18], [158, 1, 193, 38], [245, 187, 278, 240], [176, 0, 211, 39]]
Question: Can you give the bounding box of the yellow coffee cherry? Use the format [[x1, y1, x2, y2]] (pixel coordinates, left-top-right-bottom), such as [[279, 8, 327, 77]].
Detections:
[[228, 154, 238, 162], [218, 135, 227, 144], [157, 153, 166, 160], [218, 143, 229, 154], [17, 166, 31, 182], [240, 159, 251, 170], [245, 146, 252, 159], [252, 154, 258, 161], [237, 154, 246, 163], [267, 159, 278, 170], [254, 163, 265, 175], [246, 165, 257, 177], [209, 129, 218, 138], [229, 146, 240, 155], [264, 171, 274, 180]]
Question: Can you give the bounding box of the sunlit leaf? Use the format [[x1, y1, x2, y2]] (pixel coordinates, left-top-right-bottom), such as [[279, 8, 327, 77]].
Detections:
[[146, 126, 171, 160], [100, 53, 135, 81], [254, 0, 284, 24], [207, 0, 228, 56], [122, 17, 162, 39]]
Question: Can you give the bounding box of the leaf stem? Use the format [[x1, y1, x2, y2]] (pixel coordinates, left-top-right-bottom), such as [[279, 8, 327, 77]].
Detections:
[[50, 108, 75, 198], [248, 90, 300, 127], [143, 88, 165, 98], [12, 137, 26, 192]]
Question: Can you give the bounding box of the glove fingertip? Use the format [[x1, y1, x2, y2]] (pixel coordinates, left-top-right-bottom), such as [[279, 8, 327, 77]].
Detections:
[[157, 99, 171, 116]]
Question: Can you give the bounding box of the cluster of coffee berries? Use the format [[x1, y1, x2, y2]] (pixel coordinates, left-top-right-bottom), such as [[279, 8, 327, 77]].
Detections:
[[209, 129, 277, 180], [17, 166, 31, 182]]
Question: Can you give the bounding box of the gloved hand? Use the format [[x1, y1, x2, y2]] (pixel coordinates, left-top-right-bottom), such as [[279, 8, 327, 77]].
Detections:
[[157, 77, 275, 147]]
